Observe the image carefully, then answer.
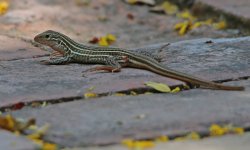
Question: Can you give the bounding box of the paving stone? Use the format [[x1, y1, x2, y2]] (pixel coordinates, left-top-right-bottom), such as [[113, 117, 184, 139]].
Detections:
[[194, 0, 250, 29], [79, 133, 250, 150], [10, 80, 250, 147], [195, 0, 250, 20], [0, 129, 37, 150], [0, 0, 241, 46], [0, 37, 249, 107], [0, 35, 48, 61]]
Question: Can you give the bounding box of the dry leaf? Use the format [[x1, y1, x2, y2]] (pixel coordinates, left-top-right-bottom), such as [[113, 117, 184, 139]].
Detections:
[[145, 81, 171, 92], [84, 92, 98, 98], [0, 114, 35, 132], [114, 93, 126, 96], [98, 37, 109, 46], [0, 1, 8, 15], [125, 0, 156, 5], [213, 20, 227, 30], [75, 0, 90, 6], [98, 34, 116, 46], [177, 10, 196, 21], [174, 20, 191, 35], [88, 37, 99, 44], [151, 1, 178, 15], [122, 139, 155, 149], [171, 87, 180, 93], [185, 132, 200, 140], [209, 124, 226, 136], [155, 135, 169, 142]]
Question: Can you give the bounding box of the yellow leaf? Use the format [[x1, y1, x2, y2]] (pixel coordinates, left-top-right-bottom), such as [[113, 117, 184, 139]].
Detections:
[[161, 2, 178, 15], [121, 139, 134, 148], [174, 137, 185, 141], [145, 81, 171, 93], [130, 91, 137, 95], [233, 127, 244, 135], [171, 87, 180, 93], [213, 21, 227, 30], [209, 124, 226, 136], [185, 132, 200, 140], [27, 124, 50, 140], [122, 139, 155, 149], [0, 1, 8, 15], [98, 37, 109, 46], [42, 143, 57, 150], [155, 135, 169, 142], [106, 34, 116, 42], [150, 1, 178, 15], [178, 21, 190, 35], [177, 10, 196, 21], [203, 19, 213, 25], [84, 92, 98, 98], [75, 0, 90, 6], [126, 0, 138, 4], [190, 22, 202, 30]]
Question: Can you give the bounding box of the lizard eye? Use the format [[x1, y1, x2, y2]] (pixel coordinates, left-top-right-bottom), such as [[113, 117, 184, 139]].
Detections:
[[45, 34, 50, 39]]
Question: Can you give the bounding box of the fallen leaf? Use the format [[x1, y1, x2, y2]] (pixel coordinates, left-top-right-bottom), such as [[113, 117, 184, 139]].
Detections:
[[209, 124, 226, 136], [125, 0, 156, 6], [12, 102, 25, 110], [0, 1, 8, 15], [171, 87, 180, 93], [150, 1, 178, 15], [144, 81, 171, 93], [177, 10, 196, 21], [98, 37, 109, 46], [155, 136, 169, 142], [84, 92, 98, 98], [122, 139, 155, 149], [185, 132, 200, 140], [27, 124, 50, 140], [130, 91, 137, 95], [213, 20, 227, 30], [127, 13, 134, 20], [174, 20, 191, 35], [97, 34, 116, 46], [106, 34, 116, 42], [75, 0, 90, 6], [88, 37, 99, 44], [0, 114, 35, 132]]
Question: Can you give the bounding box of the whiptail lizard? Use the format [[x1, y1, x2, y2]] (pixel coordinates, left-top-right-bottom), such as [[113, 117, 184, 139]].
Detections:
[[34, 30, 244, 91]]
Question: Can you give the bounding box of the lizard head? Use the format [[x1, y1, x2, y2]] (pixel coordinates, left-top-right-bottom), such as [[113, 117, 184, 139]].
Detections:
[[34, 30, 70, 57], [34, 30, 61, 47]]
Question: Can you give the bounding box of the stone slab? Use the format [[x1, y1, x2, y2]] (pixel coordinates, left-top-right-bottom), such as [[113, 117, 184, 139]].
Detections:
[[0, 0, 241, 46], [0, 35, 48, 61], [80, 133, 250, 150], [10, 80, 250, 147], [0, 129, 37, 150], [0, 37, 249, 107], [195, 0, 250, 20], [194, 0, 250, 29]]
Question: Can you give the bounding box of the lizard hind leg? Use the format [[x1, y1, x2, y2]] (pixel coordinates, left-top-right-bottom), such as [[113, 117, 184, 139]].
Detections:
[[82, 56, 124, 75]]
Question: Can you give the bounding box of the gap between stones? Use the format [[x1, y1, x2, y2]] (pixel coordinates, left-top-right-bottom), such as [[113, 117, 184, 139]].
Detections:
[[0, 76, 249, 113]]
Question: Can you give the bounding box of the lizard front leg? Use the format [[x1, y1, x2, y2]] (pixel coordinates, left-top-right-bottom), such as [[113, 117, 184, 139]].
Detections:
[[40, 55, 72, 65]]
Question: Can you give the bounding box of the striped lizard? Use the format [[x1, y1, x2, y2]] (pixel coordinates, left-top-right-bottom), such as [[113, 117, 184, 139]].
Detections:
[[34, 30, 244, 91]]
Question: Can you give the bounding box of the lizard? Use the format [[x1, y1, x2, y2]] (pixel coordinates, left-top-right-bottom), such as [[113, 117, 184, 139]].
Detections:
[[34, 30, 244, 91]]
